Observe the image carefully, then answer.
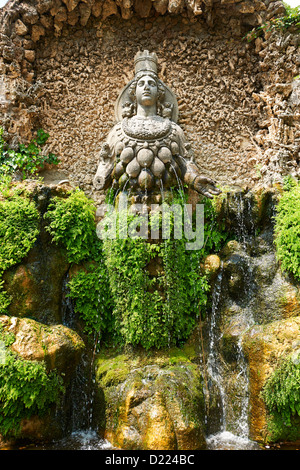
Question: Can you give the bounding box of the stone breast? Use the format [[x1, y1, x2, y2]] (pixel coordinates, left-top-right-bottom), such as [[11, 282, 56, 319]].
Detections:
[[122, 116, 172, 141]]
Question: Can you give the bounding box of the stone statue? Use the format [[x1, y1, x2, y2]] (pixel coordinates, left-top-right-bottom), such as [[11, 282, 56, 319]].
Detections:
[[93, 50, 221, 202]]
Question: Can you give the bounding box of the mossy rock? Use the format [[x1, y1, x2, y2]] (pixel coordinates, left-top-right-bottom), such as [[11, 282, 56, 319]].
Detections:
[[242, 317, 300, 444], [0, 315, 85, 379], [93, 345, 206, 450]]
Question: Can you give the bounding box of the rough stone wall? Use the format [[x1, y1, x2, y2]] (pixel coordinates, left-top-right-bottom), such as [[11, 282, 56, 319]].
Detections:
[[0, 0, 299, 202], [254, 28, 300, 186]]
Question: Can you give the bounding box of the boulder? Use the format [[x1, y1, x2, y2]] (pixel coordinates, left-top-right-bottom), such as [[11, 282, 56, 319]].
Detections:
[[243, 317, 300, 443], [0, 315, 85, 379], [94, 346, 207, 450]]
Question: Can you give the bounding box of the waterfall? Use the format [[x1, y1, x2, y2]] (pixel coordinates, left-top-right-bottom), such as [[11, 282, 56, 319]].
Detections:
[[205, 192, 260, 450], [60, 275, 99, 436]]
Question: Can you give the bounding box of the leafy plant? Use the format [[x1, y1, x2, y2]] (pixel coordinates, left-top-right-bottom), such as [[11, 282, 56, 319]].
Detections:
[[244, 5, 300, 42], [45, 189, 99, 264], [0, 196, 40, 273], [0, 128, 58, 179], [262, 354, 300, 430], [67, 260, 114, 342], [0, 346, 64, 438], [274, 180, 300, 280], [0, 194, 40, 314], [102, 195, 220, 350]]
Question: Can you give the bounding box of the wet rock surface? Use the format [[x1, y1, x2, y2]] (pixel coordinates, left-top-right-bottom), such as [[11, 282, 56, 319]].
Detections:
[[94, 346, 206, 450], [203, 187, 300, 443]]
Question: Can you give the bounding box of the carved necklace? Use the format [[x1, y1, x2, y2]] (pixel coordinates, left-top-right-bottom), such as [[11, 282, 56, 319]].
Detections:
[[122, 116, 172, 142]]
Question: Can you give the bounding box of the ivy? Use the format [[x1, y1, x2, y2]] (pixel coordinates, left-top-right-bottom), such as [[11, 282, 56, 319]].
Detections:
[[67, 259, 114, 342], [262, 355, 300, 429], [0, 128, 58, 179], [274, 180, 300, 280], [101, 195, 222, 350], [0, 193, 40, 314], [0, 354, 64, 438], [244, 5, 300, 42], [44, 189, 99, 264]]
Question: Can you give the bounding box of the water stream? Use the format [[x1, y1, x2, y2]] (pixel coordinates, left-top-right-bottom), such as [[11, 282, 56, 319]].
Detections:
[[205, 192, 260, 450]]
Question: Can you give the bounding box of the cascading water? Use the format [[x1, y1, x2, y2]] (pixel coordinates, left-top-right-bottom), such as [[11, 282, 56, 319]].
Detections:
[[52, 274, 112, 449], [205, 192, 260, 450]]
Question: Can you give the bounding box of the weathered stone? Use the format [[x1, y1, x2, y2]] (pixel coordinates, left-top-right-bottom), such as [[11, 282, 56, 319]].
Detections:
[[236, 1, 255, 14], [242, 317, 300, 443], [102, 0, 118, 20], [67, 9, 80, 25], [24, 49, 36, 62], [62, 0, 80, 11], [134, 0, 152, 18], [94, 347, 206, 450], [167, 0, 185, 14], [152, 0, 168, 14], [79, 3, 91, 26], [40, 14, 54, 28], [55, 5, 68, 22], [91, 0, 102, 17], [14, 19, 28, 36], [186, 0, 203, 15], [36, 0, 54, 14], [22, 5, 40, 24], [204, 254, 221, 279], [31, 24, 46, 42], [0, 315, 85, 378]]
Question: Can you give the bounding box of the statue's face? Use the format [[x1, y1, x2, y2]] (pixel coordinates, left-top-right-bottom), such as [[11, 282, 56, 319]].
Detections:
[[136, 75, 158, 107]]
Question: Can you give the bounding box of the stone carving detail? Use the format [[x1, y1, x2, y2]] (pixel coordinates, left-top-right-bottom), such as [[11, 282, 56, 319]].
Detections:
[[94, 50, 220, 201]]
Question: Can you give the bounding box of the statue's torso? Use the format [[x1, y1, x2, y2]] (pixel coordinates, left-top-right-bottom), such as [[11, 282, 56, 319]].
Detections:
[[108, 116, 185, 195]]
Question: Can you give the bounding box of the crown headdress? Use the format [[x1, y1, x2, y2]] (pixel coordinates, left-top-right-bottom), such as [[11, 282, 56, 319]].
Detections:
[[134, 50, 158, 78]]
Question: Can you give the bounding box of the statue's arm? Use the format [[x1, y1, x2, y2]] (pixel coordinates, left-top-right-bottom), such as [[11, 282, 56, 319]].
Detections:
[[174, 125, 221, 199], [93, 130, 116, 190]]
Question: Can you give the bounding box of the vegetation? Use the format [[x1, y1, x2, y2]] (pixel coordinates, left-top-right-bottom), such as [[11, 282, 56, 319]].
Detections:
[[274, 179, 300, 281], [67, 260, 114, 341], [45, 188, 99, 264], [262, 354, 300, 441], [245, 3, 300, 41], [45, 187, 227, 349], [101, 194, 226, 350], [0, 326, 64, 438], [0, 192, 40, 314], [0, 128, 58, 179]]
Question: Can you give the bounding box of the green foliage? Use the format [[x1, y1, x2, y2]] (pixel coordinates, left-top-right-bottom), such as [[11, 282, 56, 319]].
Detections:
[[274, 180, 300, 280], [0, 328, 64, 438], [0, 193, 40, 314], [201, 197, 228, 257], [47, 188, 227, 349], [262, 355, 300, 434], [45, 189, 99, 264], [0, 128, 58, 179], [0, 196, 40, 273], [45, 188, 114, 342], [101, 194, 225, 350], [67, 260, 114, 341], [245, 5, 300, 41]]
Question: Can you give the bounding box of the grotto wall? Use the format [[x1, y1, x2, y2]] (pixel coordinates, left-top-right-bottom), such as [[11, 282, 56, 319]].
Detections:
[[0, 0, 299, 204]]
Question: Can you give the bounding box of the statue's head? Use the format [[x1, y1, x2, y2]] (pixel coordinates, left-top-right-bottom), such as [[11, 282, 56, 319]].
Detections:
[[115, 50, 178, 122]]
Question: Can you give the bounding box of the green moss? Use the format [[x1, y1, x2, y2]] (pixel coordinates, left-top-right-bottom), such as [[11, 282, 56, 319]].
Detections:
[[262, 353, 300, 442], [168, 344, 197, 365], [274, 181, 300, 281], [95, 354, 131, 387], [0, 326, 64, 438], [44, 188, 99, 264], [0, 192, 40, 314]]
